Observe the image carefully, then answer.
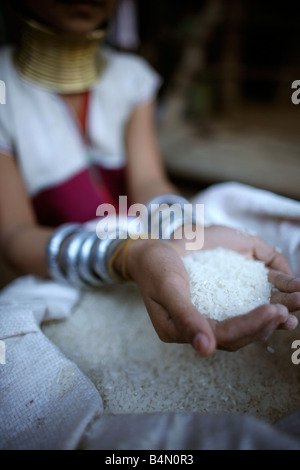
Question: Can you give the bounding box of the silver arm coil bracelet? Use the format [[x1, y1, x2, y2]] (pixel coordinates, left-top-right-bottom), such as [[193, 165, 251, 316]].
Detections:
[[77, 232, 106, 287], [46, 223, 81, 284], [92, 235, 118, 284], [62, 231, 102, 289], [92, 231, 128, 284], [146, 194, 197, 240], [46, 223, 130, 287]]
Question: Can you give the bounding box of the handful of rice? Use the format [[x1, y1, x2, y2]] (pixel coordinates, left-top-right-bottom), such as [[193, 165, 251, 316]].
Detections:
[[182, 247, 272, 321]]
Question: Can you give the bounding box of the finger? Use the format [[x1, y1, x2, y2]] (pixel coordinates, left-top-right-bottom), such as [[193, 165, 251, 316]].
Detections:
[[170, 300, 217, 357], [211, 304, 289, 351], [270, 290, 300, 313], [268, 269, 300, 293], [278, 315, 298, 331], [155, 282, 217, 357], [144, 297, 182, 343], [253, 239, 292, 275]]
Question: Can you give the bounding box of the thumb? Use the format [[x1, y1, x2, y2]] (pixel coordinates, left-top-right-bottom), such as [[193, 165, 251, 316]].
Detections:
[[169, 294, 217, 356], [193, 328, 216, 357]]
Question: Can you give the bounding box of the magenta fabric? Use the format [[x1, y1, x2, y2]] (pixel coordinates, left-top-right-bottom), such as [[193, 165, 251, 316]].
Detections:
[[32, 165, 127, 227]]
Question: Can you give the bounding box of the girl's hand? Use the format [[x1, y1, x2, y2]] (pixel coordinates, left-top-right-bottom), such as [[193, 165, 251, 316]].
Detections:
[[124, 228, 299, 356], [174, 224, 292, 275]]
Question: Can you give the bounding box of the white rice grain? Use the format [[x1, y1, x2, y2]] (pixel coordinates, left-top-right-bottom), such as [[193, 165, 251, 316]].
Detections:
[[182, 247, 272, 321]]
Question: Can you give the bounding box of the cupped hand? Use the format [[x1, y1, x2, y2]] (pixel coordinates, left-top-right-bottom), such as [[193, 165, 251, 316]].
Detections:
[[174, 224, 293, 274], [204, 267, 300, 352], [124, 226, 300, 356], [125, 238, 217, 356]]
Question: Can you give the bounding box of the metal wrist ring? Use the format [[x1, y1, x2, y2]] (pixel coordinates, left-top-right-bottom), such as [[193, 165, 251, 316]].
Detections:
[[46, 223, 81, 283], [146, 194, 190, 212], [77, 232, 105, 287], [63, 231, 99, 289], [146, 194, 190, 236], [93, 236, 118, 284], [93, 231, 128, 284]]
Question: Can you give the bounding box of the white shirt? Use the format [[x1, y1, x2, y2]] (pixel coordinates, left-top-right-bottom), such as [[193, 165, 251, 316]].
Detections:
[[0, 46, 161, 197]]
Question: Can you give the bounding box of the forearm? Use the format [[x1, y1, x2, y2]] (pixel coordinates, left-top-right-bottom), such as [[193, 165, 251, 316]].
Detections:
[[0, 154, 55, 279], [128, 177, 179, 205], [1, 224, 54, 278], [125, 101, 180, 205]]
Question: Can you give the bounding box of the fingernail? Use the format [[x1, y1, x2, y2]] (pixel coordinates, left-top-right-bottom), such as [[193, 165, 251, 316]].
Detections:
[[287, 315, 298, 330], [193, 332, 210, 355]]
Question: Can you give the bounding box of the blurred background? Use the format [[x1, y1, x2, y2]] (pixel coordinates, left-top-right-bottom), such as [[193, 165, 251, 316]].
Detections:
[[135, 0, 300, 200], [121, 0, 300, 201], [0, 0, 300, 202]]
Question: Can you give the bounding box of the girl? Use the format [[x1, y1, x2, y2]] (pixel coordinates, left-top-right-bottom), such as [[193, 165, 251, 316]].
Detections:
[[0, 0, 299, 358]]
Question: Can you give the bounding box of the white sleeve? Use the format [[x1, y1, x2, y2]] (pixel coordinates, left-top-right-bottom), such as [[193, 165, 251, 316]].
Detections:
[[127, 55, 162, 107], [113, 51, 163, 110]]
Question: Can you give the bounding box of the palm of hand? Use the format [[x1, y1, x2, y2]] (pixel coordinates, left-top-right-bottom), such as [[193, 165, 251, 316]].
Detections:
[[129, 226, 300, 356]]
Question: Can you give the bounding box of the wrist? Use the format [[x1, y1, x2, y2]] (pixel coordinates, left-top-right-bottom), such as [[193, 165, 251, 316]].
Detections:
[[113, 237, 150, 281]]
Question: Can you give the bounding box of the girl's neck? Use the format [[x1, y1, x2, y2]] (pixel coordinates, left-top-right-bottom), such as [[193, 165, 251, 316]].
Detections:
[[14, 19, 107, 94]]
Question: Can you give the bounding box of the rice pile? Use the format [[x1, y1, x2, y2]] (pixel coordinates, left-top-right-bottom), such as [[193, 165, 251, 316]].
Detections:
[[182, 247, 272, 321], [42, 248, 300, 426]]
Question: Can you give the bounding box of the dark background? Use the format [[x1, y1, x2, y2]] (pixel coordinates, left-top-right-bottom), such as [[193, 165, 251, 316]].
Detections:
[[136, 0, 300, 115], [1, 0, 300, 199]]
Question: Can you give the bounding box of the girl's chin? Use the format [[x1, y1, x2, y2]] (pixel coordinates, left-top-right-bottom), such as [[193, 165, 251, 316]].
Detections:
[[57, 23, 103, 36], [28, 0, 111, 35], [54, 14, 105, 35]]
